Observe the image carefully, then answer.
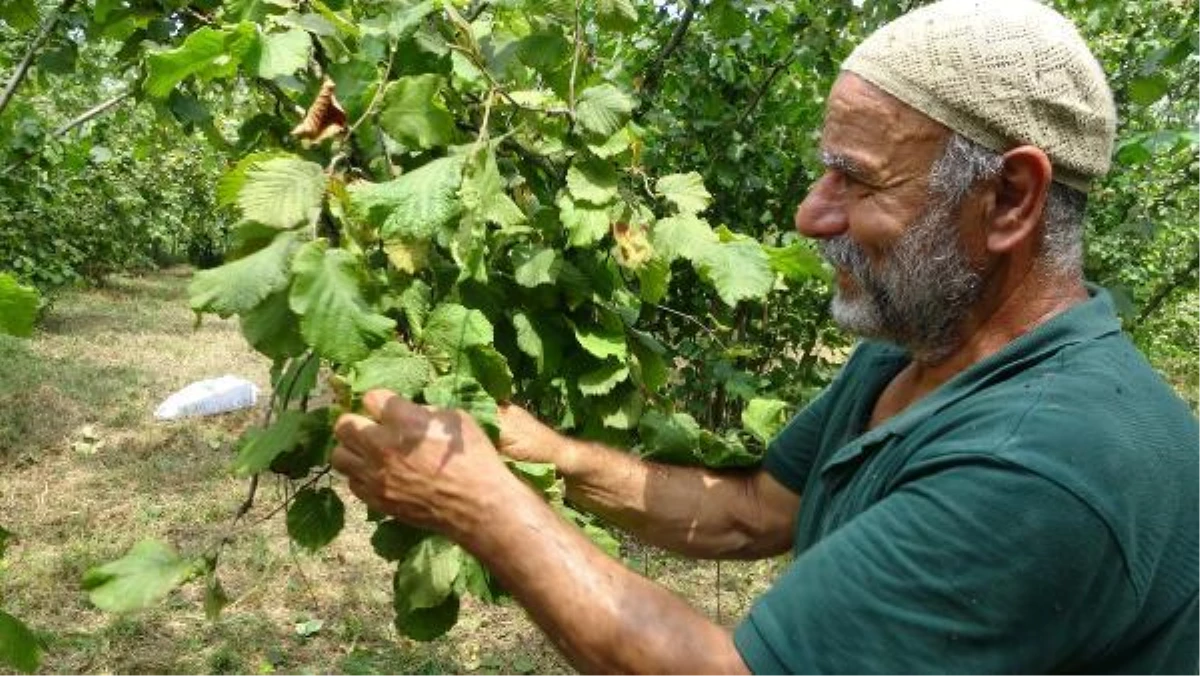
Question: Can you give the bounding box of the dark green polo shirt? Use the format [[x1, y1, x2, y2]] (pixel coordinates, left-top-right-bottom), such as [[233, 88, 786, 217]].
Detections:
[[734, 288, 1199, 674]]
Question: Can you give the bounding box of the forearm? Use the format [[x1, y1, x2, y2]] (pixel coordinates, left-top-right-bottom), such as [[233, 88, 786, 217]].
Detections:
[[558, 438, 792, 559], [459, 479, 749, 675]]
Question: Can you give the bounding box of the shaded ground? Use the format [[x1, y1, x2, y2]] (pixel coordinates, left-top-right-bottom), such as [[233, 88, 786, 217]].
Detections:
[[0, 268, 777, 675]]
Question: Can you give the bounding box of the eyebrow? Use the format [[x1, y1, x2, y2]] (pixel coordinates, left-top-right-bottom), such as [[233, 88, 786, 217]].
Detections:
[[820, 150, 875, 182]]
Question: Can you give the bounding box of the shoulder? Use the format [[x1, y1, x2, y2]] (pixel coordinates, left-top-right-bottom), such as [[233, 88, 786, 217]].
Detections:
[[909, 330, 1198, 598]]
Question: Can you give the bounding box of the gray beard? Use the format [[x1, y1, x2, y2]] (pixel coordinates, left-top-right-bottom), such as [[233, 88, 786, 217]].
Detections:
[[818, 198, 985, 363]]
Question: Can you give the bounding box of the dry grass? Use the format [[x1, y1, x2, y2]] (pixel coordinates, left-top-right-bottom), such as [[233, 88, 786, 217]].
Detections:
[[0, 268, 778, 675]]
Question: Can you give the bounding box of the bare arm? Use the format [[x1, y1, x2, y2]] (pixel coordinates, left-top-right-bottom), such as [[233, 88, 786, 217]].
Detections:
[[332, 392, 751, 674], [499, 404, 800, 559]]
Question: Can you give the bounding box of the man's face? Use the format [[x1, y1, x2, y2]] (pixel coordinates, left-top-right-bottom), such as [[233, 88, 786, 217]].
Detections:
[[795, 74, 988, 361]]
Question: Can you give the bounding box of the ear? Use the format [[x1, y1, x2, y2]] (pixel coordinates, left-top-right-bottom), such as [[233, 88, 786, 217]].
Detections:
[[986, 146, 1052, 254]]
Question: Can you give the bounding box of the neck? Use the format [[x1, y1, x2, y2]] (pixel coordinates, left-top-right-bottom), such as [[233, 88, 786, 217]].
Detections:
[[905, 263, 1088, 389]]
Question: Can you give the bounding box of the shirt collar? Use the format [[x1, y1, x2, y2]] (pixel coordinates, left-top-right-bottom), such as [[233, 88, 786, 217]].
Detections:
[[821, 284, 1123, 472]]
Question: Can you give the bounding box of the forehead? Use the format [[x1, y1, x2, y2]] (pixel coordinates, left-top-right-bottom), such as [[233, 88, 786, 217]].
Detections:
[[820, 73, 949, 182]]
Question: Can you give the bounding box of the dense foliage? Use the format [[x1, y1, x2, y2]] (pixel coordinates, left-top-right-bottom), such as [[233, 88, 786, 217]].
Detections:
[[0, 0, 1195, 670]]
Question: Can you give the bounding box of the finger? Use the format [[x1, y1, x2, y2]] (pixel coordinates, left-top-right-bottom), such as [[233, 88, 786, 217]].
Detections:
[[330, 443, 369, 477], [333, 412, 377, 445], [364, 389, 430, 430], [346, 478, 384, 514]]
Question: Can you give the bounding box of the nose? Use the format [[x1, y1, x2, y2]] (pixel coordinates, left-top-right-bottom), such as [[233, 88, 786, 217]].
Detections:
[[794, 173, 848, 239]]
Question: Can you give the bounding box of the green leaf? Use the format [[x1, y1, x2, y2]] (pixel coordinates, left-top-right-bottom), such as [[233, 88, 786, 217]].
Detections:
[[655, 172, 712, 215], [1129, 74, 1170, 106], [573, 322, 627, 360], [190, 231, 298, 317], [698, 430, 759, 468], [144, 23, 255, 98], [652, 214, 718, 263], [638, 410, 701, 464], [0, 524, 11, 557], [82, 540, 203, 612], [393, 536, 462, 611], [397, 280, 432, 339], [423, 376, 500, 436], [741, 398, 790, 446], [578, 360, 629, 396], [630, 336, 668, 391], [512, 312, 562, 375], [232, 410, 306, 477], [289, 240, 396, 365], [636, 257, 670, 304], [0, 610, 40, 673], [295, 618, 324, 637], [0, 273, 39, 338], [394, 590, 459, 642], [696, 240, 774, 307], [575, 84, 635, 138], [566, 157, 619, 206], [379, 75, 455, 149], [0, 2, 40, 31], [350, 156, 464, 240], [349, 345, 433, 397], [249, 29, 312, 79], [240, 288, 307, 359], [236, 156, 328, 229], [286, 487, 345, 551], [460, 149, 525, 228], [598, 391, 643, 430], [269, 407, 333, 479], [595, 0, 638, 31], [556, 194, 610, 248], [382, 0, 435, 39], [371, 520, 430, 562], [511, 244, 561, 287], [766, 242, 826, 282], [420, 304, 493, 368], [465, 346, 514, 401]]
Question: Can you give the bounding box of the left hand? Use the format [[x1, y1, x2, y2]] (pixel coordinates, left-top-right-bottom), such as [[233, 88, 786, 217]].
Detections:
[[331, 389, 515, 536]]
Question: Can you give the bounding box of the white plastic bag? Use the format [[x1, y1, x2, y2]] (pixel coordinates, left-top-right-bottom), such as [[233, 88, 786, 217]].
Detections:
[[154, 375, 259, 420]]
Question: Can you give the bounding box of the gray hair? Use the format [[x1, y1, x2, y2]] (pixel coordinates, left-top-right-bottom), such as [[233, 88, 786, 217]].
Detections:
[[928, 133, 1087, 274]]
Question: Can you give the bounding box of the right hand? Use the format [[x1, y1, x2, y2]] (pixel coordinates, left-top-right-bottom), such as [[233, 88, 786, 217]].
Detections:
[[497, 403, 575, 470]]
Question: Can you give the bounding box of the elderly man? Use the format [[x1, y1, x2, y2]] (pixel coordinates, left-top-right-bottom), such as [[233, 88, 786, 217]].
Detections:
[[332, 0, 1199, 672]]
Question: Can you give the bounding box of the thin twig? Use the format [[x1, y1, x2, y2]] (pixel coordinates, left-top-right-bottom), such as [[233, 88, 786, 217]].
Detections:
[[654, 303, 728, 350], [0, 0, 79, 118], [53, 90, 132, 135], [346, 39, 398, 138], [734, 54, 797, 131], [638, 0, 696, 104], [2, 89, 132, 176], [568, 0, 583, 117]]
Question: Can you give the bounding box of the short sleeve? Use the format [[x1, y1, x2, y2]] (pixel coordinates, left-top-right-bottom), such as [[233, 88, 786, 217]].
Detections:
[[734, 456, 1136, 674]]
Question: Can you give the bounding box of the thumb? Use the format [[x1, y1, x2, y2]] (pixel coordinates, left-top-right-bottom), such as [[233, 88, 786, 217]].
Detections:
[[363, 389, 430, 430]]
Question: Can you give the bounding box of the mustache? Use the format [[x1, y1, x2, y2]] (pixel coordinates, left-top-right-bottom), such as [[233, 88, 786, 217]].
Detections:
[[818, 235, 870, 275]]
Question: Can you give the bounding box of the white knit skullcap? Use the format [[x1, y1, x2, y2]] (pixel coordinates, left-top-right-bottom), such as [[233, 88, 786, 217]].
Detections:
[[842, 0, 1116, 192]]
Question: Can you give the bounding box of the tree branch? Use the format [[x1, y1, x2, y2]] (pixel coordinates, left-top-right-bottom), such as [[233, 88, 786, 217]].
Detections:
[[1133, 251, 1199, 330], [734, 54, 797, 131], [0, 0, 79, 118], [638, 0, 696, 106], [53, 90, 133, 136]]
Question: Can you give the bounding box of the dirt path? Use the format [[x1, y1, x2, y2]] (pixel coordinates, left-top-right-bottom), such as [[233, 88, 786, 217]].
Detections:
[[0, 268, 776, 674]]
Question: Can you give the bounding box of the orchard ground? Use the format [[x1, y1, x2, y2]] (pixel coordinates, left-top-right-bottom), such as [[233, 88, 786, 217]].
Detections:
[[0, 268, 781, 675]]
